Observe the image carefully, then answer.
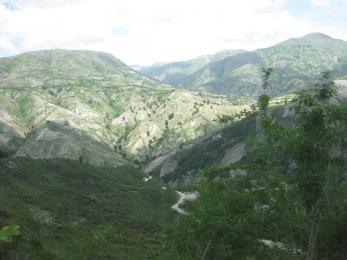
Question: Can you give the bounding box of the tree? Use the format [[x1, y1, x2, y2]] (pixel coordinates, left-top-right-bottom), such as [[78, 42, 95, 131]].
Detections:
[[165, 165, 267, 259], [0, 225, 20, 258], [167, 69, 347, 259], [259, 71, 347, 259], [168, 113, 175, 120]]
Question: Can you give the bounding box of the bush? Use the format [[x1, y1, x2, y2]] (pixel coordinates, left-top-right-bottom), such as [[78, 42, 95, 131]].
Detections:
[[0, 150, 9, 158], [168, 113, 174, 120]]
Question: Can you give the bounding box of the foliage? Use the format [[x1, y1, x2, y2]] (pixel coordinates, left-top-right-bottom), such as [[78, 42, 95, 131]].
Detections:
[[165, 177, 266, 259], [216, 108, 253, 124], [261, 67, 273, 91], [0, 225, 20, 243], [215, 67, 273, 124], [0, 158, 176, 259], [0, 150, 9, 159], [168, 70, 347, 259], [267, 71, 347, 259]]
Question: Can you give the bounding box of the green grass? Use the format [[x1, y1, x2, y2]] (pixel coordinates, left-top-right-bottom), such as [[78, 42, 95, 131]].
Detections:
[[0, 158, 176, 259]]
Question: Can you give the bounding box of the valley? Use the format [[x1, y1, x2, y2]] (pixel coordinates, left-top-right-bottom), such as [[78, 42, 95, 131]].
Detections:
[[0, 33, 347, 259]]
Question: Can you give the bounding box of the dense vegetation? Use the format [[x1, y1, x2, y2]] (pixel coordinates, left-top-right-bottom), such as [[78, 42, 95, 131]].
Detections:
[[0, 158, 176, 259], [166, 71, 347, 259]]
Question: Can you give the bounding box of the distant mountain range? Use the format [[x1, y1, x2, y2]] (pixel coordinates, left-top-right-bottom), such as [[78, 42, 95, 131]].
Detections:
[[138, 33, 347, 97], [136, 49, 245, 86]]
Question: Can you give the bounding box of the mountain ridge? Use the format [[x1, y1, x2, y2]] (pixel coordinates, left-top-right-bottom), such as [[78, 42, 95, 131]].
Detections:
[[139, 33, 347, 97], [137, 49, 245, 86]]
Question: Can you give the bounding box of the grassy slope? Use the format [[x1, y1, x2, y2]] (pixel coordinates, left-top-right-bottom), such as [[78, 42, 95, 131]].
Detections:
[[0, 158, 176, 259]]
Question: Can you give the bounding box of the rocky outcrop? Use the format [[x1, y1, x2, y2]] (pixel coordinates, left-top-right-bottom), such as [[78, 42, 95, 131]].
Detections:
[[221, 143, 246, 166], [15, 122, 126, 167]]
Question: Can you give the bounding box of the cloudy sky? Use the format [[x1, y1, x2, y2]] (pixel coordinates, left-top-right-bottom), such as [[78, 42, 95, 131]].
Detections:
[[0, 0, 346, 65]]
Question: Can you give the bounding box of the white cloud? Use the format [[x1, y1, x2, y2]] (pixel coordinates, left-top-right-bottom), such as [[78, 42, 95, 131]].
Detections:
[[310, 0, 330, 7], [0, 0, 346, 65], [0, 34, 17, 52]]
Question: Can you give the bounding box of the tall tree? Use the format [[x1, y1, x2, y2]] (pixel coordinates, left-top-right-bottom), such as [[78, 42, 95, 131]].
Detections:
[[259, 71, 347, 259]]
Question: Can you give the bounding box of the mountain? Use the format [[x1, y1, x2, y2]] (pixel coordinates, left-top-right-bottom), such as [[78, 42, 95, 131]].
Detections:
[[137, 49, 245, 86], [0, 49, 252, 164], [141, 33, 347, 97]]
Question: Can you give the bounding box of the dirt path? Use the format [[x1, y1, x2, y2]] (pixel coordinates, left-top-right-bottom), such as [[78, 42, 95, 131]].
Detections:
[[171, 191, 198, 215]]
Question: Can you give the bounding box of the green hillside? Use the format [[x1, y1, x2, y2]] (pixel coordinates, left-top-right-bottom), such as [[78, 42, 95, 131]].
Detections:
[[0, 49, 253, 164], [0, 158, 176, 259]]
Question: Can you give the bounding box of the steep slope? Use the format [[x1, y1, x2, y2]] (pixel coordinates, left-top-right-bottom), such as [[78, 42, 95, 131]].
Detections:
[[0, 108, 25, 155], [147, 80, 347, 188], [138, 49, 244, 86], [145, 116, 256, 188], [179, 33, 347, 96], [0, 49, 252, 164], [15, 121, 126, 167], [0, 157, 176, 258]]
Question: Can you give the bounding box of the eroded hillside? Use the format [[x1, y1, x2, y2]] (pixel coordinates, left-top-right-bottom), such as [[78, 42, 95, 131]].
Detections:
[[0, 49, 253, 165]]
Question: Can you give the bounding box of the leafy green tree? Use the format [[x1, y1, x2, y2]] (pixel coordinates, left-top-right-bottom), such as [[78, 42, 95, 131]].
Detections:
[[167, 69, 347, 259], [258, 71, 347, 259]]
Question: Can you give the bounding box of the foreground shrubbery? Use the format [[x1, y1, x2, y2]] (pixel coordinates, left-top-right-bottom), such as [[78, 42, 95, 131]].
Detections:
[[166, 71, 347, 259]]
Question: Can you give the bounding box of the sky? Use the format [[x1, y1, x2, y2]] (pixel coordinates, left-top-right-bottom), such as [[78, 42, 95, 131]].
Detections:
[[0, 0, 346, 65]]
